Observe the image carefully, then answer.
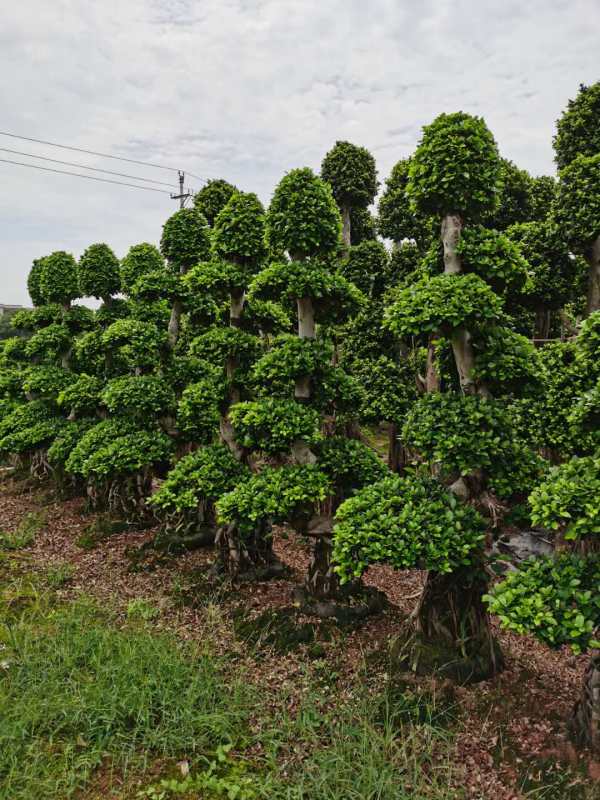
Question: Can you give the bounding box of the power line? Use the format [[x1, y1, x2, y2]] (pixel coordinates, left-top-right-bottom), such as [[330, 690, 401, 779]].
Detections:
[[0, 146, 177, 187], [0, 130, 185, 174], [0, 157, 172, 194]]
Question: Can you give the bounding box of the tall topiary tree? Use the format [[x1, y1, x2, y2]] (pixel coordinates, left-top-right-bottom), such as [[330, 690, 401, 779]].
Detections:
[[377, 158, 432, 250], [554, 82, 600, 171], [160, 208, 211, 348], [321, 141, 378, 253], [193, 178, 238, 226], [38, 251, 79, 310], [78, 243, 121, 304]]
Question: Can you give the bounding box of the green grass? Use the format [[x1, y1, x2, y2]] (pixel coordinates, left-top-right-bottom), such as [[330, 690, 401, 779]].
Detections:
[[0, 511, 46, 551], [0, 589, 251, 800]]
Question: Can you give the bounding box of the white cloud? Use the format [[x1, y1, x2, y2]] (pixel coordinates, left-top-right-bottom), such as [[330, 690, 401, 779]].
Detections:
[[1, 0, 599, 303]]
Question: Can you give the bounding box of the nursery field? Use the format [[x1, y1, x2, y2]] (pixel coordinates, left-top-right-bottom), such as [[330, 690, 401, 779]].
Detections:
[[2, 81, 600, 799], [1, 474, 599, 800]]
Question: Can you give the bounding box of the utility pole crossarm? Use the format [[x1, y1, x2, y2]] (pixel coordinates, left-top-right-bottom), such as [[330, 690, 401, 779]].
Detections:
[[170, 170, 192, 208]]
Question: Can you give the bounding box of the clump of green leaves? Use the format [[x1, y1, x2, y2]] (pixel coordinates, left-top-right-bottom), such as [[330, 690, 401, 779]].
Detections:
[[230, 399, 322, 453]]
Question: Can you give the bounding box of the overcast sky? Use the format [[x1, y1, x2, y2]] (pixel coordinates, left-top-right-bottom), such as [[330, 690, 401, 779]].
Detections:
[[1, 0, 599, 305]]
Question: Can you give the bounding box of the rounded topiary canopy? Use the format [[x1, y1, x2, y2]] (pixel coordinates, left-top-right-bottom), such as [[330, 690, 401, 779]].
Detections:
[[507, 220, 581, 309], [160, 208, 211, 270], [266, 167, 341, 259], [529, 175, 557, 222], [229, 398, 322, 453], [39, 251, 79, 305], [193, 178, 238, 226], [486, 159, 533, 231], [212, 191, 267, 267], [78, 243, 121, 300], [120, 243, 165, 294], [407, 112, 502, 220], [27, 258, 46, 307], [377, 158, 432, 246], [101, 375, 176, 420], [555, 153, 600, 252], [554, 82, 600, 171], [320, 140, 378, 210], [340, 240, 389, 297]]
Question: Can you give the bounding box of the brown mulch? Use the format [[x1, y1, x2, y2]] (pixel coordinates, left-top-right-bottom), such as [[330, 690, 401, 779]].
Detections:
[[1, 477, 599, 800]]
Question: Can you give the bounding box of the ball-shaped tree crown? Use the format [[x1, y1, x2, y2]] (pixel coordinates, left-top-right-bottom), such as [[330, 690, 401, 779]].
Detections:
[[320, 140, 378, 210], [266, 167, 341, 259], [160, 208, 210, 271], [193, 178, 238, 226], [39, 251, 79, 305], [212, 191, 267, 268], [120, 243, 165, 294], [78, 243, 120, 300], [407, 112, 502, 221], [555, 153, 600, 252], [27, 258, 46, 306], [554, 82, 600, 170], [485, 159, 533, 231]]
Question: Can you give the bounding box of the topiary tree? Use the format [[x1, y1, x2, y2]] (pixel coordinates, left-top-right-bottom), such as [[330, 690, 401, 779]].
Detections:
[[377, 158, 433, 250], [38, 251, 80, 310], [78, 243, 121, 303], [554, 82, 600, 171], [321, 141, 378, 252], [486, 454, 600, 751], [27, 257, 46, 307], [485, 158, 532, 231], [555, 153, 600, 316], [193, 178, 238, 226], [529, 175, 557, 222], [120, 243, 166, 295], [160, 208, 211, 348]]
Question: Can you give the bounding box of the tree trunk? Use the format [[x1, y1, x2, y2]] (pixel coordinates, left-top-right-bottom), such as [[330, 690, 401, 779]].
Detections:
[[167, 299, 183, 350], [387, 422, 407, 473], [230, 288, 244, 328], [570, 652, 600, 752], [585, 235, 600, 317], [295, 297, 315, 400], [404, 565, 503, 683], [215, 519, 284, 581], [341, 204, 351, 255], [425, 334, 440, 392], [534, 308, 552, 340], [441, 214, 463, 275]]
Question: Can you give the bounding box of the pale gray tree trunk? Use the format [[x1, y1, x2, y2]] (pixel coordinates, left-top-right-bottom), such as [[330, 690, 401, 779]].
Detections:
[[295, 296, 315, 401], [341, 204, 351, 255]]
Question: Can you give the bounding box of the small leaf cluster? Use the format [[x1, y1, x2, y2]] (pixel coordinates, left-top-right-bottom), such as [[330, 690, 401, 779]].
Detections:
[[22, 366, 75, 402], [65, 417, 140, 475], [555, 153, 600, 252], [149, 444, 250, 514], [212, 191, 267, 267], [251, 335, 332, 392], [216, 464, 331, 537], [177, 379, 225, 443], [265, 168, 341, 259], [320, 140, 378, 210], [316, 436, 388, 499], [554, 82, 600, 170], [81, 429, 172, 479], [27, 258, 45, 306], [25, 324, 71, 362], [456, 225, 531, 297], [0, 401, 64, 456], [332, 475, 486, 582], [529, 455, 600, 542], [407, 112, 501, 220], [38, 251, 80, 305], [193, 178, 238, 226], [101, 375, 175, 420], [189, 327, 261, 375], [385, 273, 503, 338], [340, 240, 389, 297], [377, 158, 433, 246], [486, 553, 600, 653], [78, 243, 121, 299], [47, 417, 96, 467], [472, 326, 541, 397], [130, 270, 184, 303], [230, 399, 322, 453], [57, 374, 104, 416], [120, 243, 165, 294], [160, 208, 211, 271], [101, 319, 165, 373]]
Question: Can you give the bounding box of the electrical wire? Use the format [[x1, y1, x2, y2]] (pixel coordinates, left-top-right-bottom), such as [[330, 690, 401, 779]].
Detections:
[[0, 146, 177, 187], [0, 157, 172, 194]]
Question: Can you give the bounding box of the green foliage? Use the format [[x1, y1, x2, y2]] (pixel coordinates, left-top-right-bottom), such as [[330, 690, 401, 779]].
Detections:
[[212, 191, 267, 268], [78, 243, 120, 299], [149, 444, 250, 514], [27, 257, 45, 306], [120, 243, 165, 294], [320, 140, 378, 210], [22, 366, 74, 402], [129, 270, 184, 303], [0, 336, 28, 366], [486, 553, 600, 653], [485, 158, 532, 230], [407, 112, 501, 221], [177, 379, 225, 443], [230, 399, 322, 453], [39, 251, 79, 305], [471, 326, 541, 397], [101, 375, 175, 420], [160, 208, 211, 271], [316, 436, 388, 499], [340, 240, 389, 298], [456, 225, 531, 296], [65, 417, 139, 475], [251, 335, 332, 393], [190, 327, 261, 374], [577, 310, 600, 378], [344, 355, 415, 425], [266, 168, 341, 259], [47, 418, 96, 468], [385, 273, 502, 337], [249, 260, 364, 324], [13, 304, 62, 332], [0, 400, 64, 456], [95, 298, 131, 328], [216, 464, 331, 536], [569, 381, 600, 449], [242, 298, 292, 336], [25, 324, 71, 362], [193, 178, 238, 225], [80, 429, 172, 479], [377, 158, 432, 246], [529, 455, 600, 541], [507, 220, 581, 309], [555, 153, 600, 252], [387, 242, 422, 286], [0, 511, 46, 551], [73, 330, 105, 376], [554, 82, 600, 170], [101, 319, 165, 373], [333, 475, 486, 582], [529, 175, 557, 221], [349, 206, 377, 245], [63, 305, 95, 334]]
